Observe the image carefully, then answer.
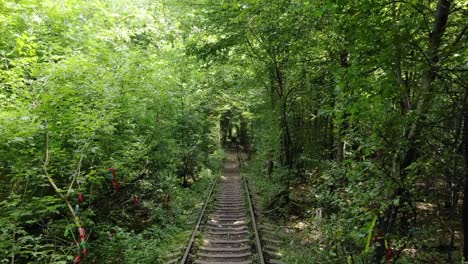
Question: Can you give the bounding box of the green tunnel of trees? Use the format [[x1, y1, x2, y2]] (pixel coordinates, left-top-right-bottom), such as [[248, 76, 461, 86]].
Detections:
[[0, 0, 467, 263]]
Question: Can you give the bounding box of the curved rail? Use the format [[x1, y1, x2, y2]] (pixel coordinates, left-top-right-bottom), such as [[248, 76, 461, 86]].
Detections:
[[180, 174, 219, 264]]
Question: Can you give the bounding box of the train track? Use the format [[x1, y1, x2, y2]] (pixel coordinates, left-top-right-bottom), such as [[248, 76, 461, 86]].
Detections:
[[164, 149, 285, 264]]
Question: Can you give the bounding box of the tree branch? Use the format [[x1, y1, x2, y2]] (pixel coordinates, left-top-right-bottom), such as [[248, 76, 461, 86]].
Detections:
[[42, 128, 80, 226]]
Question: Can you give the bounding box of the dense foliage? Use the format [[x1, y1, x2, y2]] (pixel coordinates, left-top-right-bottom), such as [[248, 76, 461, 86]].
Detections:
[[187, 0, 467, 263], [0, 0, 225, 263], [0, 0, 467, 263]]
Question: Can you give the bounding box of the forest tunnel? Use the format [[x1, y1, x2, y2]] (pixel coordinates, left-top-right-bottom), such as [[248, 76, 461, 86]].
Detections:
[[0, 0, 466, 263]]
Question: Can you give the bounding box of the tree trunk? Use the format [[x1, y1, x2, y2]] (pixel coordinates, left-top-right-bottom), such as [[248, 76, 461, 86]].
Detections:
[[463, 99, 468, 259], [272, 60, 293, 169], [336, 51, 349, 164], [373, 1, 452, 263], [280, 100, 293, 169]]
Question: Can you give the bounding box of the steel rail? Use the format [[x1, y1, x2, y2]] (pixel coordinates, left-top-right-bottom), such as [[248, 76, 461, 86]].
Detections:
[[180, 173, 219, 264], [180, 147, 264, 264], [238, 149, 266, 264]]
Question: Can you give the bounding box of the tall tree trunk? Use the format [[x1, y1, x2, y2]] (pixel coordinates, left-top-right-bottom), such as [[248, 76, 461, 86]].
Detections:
[[272, 60, 294, 169], [463, 99, 468, 259], [373, 1, 452, 263], [280, 99, 293, 169], [336, 51, 349, 164]]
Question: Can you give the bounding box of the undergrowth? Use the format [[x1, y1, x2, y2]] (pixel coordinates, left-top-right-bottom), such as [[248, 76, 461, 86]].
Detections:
[[87, 149, 224, 264], [244, 152, 464, 264]]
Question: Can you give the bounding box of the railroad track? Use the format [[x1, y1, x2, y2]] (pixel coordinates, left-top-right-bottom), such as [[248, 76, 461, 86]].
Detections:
[[164, 149, 285, 264]]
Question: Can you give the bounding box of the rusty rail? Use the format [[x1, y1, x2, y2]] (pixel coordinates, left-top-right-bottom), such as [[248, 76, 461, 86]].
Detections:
[[179, 173, 218, 264]]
